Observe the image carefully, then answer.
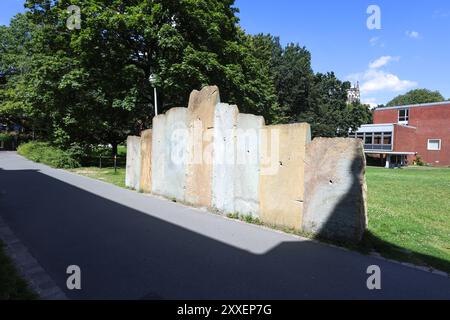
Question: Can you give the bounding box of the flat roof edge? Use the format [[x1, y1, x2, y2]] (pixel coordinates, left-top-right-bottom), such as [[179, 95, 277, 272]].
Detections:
[[375, 101, 450, 111], [365, 151, 416, 155]]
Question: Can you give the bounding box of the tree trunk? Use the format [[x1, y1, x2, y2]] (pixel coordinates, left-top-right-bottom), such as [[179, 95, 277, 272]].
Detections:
[[112, 142, 118, 156]]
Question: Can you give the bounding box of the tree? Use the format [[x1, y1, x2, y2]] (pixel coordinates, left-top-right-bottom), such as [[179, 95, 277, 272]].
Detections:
[[3, 0, 277, 154], [0, 14, 35, 131], [386, 89, 445, 107], [247, 34, 313, 123], [247, 34, 372, 137], [299, 72, 371, 137]]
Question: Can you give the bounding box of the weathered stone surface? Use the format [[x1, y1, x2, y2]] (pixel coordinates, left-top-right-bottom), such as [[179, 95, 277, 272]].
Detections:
[[185, 86, 220, 207], [163, 108, 189, 201], [125, 136, 141, 191], [212, 103, 239, 214], [139, 129, 152, 193], [151, 115, 166, 196], [302, 138, 368, 243], [259, 123, 311, 230], [234, 113, 265, 217]]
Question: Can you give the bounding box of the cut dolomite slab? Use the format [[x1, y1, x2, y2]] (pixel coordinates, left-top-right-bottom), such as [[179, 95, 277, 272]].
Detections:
[[259, 123, 311, 230], [234, 113, 265, 217], [163, 108, 189, 202], [212, 103, 239, 214], [185, 86, 220, 207], [125, 136, 141, 191], [303, 138, 368, 243], [139, 129, 152, 193], [151, 115, 166, 196]]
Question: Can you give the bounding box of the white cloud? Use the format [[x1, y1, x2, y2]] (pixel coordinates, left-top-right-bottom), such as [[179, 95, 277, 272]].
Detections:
[[433, 10, 450, 18], [361, 97, 379, 109], [347, 56, 418, 96], [406, 30, 421, 39], [360, 69, 417, 93], [369, 36, 384, 47], [368, 56, 399, 69]]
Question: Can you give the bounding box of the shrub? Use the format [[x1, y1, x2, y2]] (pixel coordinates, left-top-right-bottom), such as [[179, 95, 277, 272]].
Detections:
[[415, 155, 425, 167], [0, 133, 14, 143], [17, 141, 80, 169]]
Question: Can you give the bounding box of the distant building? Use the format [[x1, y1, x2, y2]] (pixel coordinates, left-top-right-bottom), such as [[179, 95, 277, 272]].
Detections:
[[347, 82, 360, 104], [351, 101, 450, 167]]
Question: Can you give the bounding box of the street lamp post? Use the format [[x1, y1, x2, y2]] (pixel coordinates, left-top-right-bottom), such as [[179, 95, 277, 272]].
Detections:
[[149, 74, 158, 116]]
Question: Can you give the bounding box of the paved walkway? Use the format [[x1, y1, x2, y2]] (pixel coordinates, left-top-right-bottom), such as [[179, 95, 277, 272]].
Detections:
[[0, 151, 449, 299]]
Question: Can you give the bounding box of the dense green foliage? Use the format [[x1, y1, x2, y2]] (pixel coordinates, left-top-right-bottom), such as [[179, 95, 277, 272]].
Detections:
[[0, 241, 37, 300], [386, 89, 446, 107], [1, 0, 373, 153], [247, 34, 372, 137], [0, 133, 14, 143], [17, 141, 80, 168]]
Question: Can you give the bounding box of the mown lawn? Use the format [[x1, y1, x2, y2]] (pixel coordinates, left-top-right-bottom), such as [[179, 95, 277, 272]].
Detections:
[[70, 165, 450, 273], [68, 167, 126, 189], [0, 241, 36, 300], [363, 166, 450, 273]]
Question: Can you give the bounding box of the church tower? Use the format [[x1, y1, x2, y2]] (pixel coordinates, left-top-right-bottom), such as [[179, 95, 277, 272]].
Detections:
[[347, 82, 361, 104]]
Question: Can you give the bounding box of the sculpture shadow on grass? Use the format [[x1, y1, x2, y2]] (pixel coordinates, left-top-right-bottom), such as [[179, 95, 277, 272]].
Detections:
[[311, 155, 450, 275]]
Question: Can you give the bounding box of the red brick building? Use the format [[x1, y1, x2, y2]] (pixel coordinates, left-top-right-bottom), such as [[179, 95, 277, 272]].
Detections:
[[352, 101, 450, 167]]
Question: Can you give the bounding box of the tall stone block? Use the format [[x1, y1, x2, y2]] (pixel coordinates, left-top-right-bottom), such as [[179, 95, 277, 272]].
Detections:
[[151, 115, 166, 196], [139, 129, 152, 193], [212, 103, 239, 214], [125, 136, 141, 191], [234, 113, 265, 217], [259, 123, 311, 230], [163, 108, 189, 201], [302, 138, 368, 243], [185, 86, 220, 207]]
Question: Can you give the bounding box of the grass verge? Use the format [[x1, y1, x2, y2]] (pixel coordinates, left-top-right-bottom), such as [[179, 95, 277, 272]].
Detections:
[[68, 167, 126, 189]]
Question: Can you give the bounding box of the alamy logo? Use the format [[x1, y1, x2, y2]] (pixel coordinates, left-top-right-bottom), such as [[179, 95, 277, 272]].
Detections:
[[67, 5, 81, 30], [366, 265, 381, 290], [66, 265, 81, 290], [367, 5, 382, 30]]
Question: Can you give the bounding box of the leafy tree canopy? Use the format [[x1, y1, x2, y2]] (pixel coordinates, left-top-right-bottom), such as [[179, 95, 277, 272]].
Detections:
[[386, 89, 445, 107], [247, 34, 372, 137], [1, 1, 373, 154], [2, 0, 277, 153]]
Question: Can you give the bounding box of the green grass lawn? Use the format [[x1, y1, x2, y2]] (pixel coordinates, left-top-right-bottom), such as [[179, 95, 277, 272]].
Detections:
[[363, 166, 450, 273], [0, 241, 36, 300], [70, 165, 450, 273], [68, 167, 127, 189]]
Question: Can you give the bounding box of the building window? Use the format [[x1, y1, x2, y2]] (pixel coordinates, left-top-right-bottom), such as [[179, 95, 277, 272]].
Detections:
[[383, 133, 392, 145], [374, 132, 382, 145], [427, 139, 441, 151], [398, 109, 409, 124]]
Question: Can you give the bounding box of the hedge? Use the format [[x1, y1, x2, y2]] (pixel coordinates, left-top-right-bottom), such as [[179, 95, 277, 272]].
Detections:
[[17, 142, 80, 169]]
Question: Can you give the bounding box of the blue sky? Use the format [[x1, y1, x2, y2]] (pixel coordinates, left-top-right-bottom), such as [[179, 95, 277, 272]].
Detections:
[[1, 0, 449, 105], [236, 0, 450, 105]]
